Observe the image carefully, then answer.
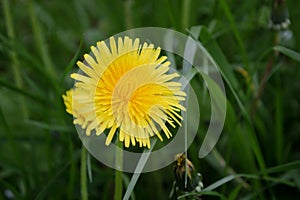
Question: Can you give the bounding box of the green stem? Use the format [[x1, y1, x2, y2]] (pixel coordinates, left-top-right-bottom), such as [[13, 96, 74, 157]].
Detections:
[[27, 0, 67, 130], [219, 0, 249, 70], [124, 0, 133, 29], [81, 146, 88, 200], [211, 149, 250, 189], [3, 0, 28, 118], [3, 0, 20, 84], [27, 0, 56, 79], [0, 106, 22, 172], [181, 0, 191, 32], [27, 0, 63, 102], [68, 140, 76, 200], [275, 71, 283, 164], [114, 140, 123, 200], [164, 0, 180, 31]]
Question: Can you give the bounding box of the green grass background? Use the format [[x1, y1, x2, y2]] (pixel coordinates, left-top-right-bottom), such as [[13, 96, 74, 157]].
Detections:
[[1, 0, 300, 199]]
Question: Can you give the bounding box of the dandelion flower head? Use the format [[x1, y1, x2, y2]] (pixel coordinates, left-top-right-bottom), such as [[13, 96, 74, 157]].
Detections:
[[64, 36, 186, 148]]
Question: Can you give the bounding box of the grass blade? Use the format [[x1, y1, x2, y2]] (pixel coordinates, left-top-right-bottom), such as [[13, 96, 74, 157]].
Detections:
[[123, 139, 157, 200], [0, 78, 48, 104], [219, 0, 249, 70], [192, 26, 266, 171], [273, 46, 300, 62], [34, 150, 81, 200], [60, 40, 83, 85]]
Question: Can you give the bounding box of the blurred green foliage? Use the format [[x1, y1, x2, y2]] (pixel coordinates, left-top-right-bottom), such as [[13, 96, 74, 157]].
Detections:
[[1, 0, 300, 199]]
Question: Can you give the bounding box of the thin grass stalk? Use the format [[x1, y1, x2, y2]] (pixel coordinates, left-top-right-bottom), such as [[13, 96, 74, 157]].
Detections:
[[3, 0, 28, 118], [164, 0, 179, 31], [27, 2, 72, 175], [275, 75, 283, 164], [68, 140, 76, 200], [26, 0, 67, 114], [81, 146, 88, 200], [211, 149, 250, 189], [219, 0, 249, 70], [123, 139, 157, 200], [0, 106, 22, 171], [124, 0, 133, 29], [27, 0, 56, 80], [181, 0, 191, 31], [114, 140, 123, 200]]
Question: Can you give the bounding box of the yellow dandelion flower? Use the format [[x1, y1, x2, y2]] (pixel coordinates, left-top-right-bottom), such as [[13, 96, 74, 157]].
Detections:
[[69, 36, 186, 148], [62, 88, 90, 129], [62, 89, 73, 115]]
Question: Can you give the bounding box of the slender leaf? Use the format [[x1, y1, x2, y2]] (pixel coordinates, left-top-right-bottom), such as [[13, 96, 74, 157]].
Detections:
[[0, 78, 48, 104], [273, 46, 300, 62]]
